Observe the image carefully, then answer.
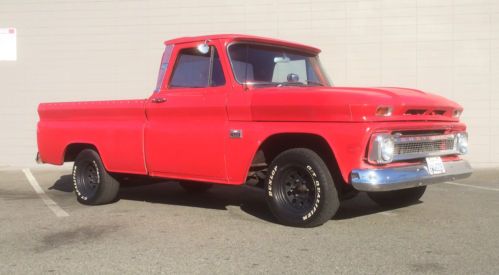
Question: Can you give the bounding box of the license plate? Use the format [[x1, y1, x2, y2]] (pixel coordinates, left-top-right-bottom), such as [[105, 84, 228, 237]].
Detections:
[[426, 156, 445, 175]]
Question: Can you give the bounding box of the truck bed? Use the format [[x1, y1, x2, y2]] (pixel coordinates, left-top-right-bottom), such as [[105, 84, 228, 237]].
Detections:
[[37, 100, 149, 175]]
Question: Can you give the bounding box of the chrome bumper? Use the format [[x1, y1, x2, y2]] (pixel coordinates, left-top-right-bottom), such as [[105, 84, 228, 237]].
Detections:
[[350, 160, 472, 192]]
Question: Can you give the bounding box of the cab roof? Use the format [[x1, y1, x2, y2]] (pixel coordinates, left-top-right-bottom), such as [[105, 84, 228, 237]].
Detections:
[[163, 34, 321, 54]]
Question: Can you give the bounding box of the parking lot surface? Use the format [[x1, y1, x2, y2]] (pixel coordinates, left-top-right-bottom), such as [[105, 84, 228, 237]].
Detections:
[[0, 166, 498, 274]]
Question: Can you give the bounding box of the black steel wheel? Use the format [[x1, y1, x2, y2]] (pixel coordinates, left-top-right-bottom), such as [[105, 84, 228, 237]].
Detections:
[[274, 165, 317, 215], [265, 148, 339, 227], [73, 149, 120, 205]]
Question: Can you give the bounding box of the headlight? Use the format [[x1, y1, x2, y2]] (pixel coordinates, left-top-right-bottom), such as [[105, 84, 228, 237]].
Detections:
[[380, 137, 395, 161], [456, 132, 468, 154], [369, 134, 395, 164]]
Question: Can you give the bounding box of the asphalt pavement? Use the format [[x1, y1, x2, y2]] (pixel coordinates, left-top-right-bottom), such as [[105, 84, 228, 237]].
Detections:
[[0, 166, 498, 274]]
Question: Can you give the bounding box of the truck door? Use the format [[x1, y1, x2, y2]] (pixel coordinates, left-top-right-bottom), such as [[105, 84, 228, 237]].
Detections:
[[145, 41, 229, 183]]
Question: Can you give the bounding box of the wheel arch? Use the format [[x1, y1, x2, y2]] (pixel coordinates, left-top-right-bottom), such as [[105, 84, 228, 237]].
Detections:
[[64, 143, 100, 162], [64, 142, 116, 173], [248, 132, 349, 194]]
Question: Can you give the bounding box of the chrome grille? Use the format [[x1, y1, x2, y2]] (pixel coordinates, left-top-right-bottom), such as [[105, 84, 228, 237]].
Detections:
[[392, 133, 458, 161], [395, 139, 455, 155]]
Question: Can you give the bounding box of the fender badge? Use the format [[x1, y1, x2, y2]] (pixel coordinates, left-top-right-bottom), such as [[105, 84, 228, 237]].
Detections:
[[230, 129, 243, 139]]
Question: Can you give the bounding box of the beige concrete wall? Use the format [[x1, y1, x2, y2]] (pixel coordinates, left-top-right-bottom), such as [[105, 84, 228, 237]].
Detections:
[[0, 0, 497, 167]]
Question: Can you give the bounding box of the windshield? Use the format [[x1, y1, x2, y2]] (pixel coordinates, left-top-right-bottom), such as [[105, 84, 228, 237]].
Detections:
[[228, 43, 331, 87]]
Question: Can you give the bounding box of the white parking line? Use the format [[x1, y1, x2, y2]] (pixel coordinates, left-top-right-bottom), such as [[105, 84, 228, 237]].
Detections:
[[444, 182, 499, 192], [377, 211, 398, 217], [22, 168, 69, 218]]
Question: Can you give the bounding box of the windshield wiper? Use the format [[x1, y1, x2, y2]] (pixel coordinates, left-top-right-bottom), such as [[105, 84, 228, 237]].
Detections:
[[246, 81, 324, 87], [305, 80, 324, 86], [246, 82, 279, 86], [277, 82, 305, 87], [277, 81, 324, 87]]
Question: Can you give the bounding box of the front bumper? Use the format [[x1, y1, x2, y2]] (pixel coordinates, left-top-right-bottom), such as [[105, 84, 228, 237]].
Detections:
[[350, 160, 472, 192]]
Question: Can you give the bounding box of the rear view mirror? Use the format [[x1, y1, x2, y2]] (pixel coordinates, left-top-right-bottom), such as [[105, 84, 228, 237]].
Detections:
[[287, 73, 299, 83]]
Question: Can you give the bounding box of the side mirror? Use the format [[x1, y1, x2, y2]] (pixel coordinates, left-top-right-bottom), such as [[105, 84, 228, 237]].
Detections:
[[196, 42, 210, 55]]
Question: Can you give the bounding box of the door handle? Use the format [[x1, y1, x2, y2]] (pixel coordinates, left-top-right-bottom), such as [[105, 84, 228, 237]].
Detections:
[[151, 97, 166, 103]]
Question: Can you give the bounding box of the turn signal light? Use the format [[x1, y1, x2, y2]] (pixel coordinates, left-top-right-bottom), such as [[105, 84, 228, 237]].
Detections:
[[453, 109, 462, 118], [376, 106, 393, 117]]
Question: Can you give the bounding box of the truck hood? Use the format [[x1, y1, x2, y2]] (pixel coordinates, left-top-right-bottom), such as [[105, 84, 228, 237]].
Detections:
[[250, 86, 463, 122]]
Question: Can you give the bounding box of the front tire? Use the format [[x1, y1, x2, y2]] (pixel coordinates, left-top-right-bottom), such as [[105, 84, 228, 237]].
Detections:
[[73, 149, 120, 205], [265, 148, 340, 227], [367, 186, 426, 207]]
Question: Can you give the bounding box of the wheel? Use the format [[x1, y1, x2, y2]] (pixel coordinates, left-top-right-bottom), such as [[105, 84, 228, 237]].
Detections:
[[367, 186, 426, 207], [72, 149, 120, 205], [179, 181, 213, 193], [265, 148, 340, 227]]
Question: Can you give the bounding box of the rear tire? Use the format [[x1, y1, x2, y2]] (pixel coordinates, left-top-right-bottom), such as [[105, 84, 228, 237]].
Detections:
[[367, 186, 426, 207], [179, 181, 213, 193], [73, 149, 120, 205], [265, 148, 340, 227]]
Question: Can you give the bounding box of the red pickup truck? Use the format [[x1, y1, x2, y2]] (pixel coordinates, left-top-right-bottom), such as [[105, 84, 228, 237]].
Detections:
[[37, 34, 472, 227]]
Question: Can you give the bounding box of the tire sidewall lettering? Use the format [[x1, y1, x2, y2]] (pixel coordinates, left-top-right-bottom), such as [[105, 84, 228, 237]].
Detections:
[[73, 158, 100, 201], [302, 164, 321, 221], [267, 165, 278, 197], [73, 165, 83, 198]]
